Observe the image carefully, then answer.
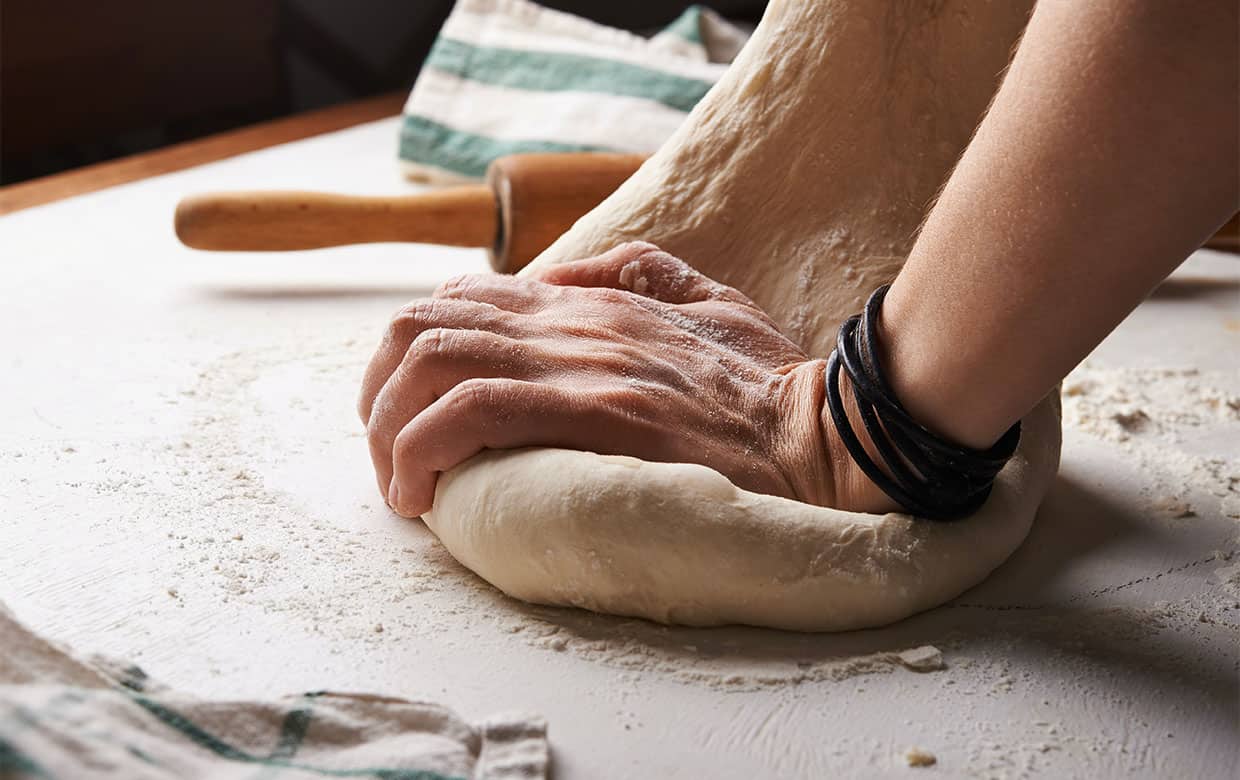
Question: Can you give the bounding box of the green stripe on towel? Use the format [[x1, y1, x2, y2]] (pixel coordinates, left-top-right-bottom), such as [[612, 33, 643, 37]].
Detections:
[[0, 736, 48, 778], [129, 694, 461, 780], [425, 37, 714, 113], [400, 115, 616, 178], [663, 6, 705, 45], [268, 707, 312, 760]]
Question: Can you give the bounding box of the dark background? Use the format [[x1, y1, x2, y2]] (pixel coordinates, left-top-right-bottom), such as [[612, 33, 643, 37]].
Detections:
[[0, 0, 767, 186]]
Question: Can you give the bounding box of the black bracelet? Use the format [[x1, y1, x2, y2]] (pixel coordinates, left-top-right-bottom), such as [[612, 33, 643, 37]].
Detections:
[[825, 285, 1020, 520]]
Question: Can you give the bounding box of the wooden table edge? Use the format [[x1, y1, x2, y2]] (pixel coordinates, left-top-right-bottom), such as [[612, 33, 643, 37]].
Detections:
[[0, 91, 407, 216]]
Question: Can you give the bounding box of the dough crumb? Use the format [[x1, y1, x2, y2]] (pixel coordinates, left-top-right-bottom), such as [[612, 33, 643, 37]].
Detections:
[[896, 645, 944, 672], [1111, 408, 1151, 433], [906, 748, 937, 767], [618, 260, 650, 295], [1151, 495, 1194, 518]]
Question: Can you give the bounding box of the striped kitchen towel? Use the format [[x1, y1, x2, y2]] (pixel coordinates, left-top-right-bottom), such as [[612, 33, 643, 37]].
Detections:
[[0, 602, 548, 779], [399, 0, 750, 183]]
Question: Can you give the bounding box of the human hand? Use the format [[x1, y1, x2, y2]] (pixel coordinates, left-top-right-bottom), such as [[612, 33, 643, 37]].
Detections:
[[359, 242, 873, 518]]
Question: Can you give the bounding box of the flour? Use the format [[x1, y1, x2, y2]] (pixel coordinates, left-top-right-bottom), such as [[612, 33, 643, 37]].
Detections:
[[1063, 362, 1240, 530], [138, 338, 953, 686], [171, 341, 960, 685], [1059, 360, 1240, 632], [0, 293, 1222, 741], [513, 616, 946, 690], [31, 322, 1235, 708], [617, 260, 650, 295], [1214, 555, 1240, 599]]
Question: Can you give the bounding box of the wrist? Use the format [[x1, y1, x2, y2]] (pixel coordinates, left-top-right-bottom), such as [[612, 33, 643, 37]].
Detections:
[[823, 283, 1022, 519], [771, 359, 834, 507], [772, 359, 899, 514], [818, 369, 903, 515]]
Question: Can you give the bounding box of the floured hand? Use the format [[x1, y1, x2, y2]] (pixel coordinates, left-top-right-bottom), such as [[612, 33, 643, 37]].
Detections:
[[358, 242, 861, 518]]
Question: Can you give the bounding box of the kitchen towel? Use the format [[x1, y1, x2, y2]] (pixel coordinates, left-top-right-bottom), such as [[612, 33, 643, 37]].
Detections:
[[0, 602, 547, 779], [399, 0, 749, 183]]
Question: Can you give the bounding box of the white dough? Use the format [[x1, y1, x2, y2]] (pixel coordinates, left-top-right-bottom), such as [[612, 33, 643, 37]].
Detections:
[[426, 396, 1058, 632], [424, 0, 1061, 631]]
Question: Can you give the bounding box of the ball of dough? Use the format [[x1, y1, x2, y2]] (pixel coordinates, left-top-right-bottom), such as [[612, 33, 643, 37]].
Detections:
[[424, 396, 1060, 632]]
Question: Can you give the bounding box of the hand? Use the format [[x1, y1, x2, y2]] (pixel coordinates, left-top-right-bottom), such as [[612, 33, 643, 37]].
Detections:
[[358, 242, 883, 518]]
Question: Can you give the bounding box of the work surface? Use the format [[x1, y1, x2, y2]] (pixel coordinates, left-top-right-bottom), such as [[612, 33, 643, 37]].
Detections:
[[2, 118, 1237, 778]]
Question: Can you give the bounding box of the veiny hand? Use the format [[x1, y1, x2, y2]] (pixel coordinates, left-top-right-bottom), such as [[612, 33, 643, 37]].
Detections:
[[359, 242, 882, 518]]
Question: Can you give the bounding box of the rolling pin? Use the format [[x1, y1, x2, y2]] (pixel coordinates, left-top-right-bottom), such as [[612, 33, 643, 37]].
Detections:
[[174, 152, 646, 273]]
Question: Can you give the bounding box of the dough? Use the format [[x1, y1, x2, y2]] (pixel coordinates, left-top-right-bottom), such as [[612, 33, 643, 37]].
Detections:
[[529, 0, 1039, 358], [424, 0, 1060, 631], [428, 396, 1057, 632]]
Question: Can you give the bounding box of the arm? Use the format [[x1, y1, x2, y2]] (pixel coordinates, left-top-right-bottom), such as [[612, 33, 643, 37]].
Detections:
[[878, 0, 1239, 452]]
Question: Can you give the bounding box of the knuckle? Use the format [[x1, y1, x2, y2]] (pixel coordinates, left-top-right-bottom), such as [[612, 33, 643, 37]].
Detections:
[[450, 377, 497, 409], [630, 242, 682, 270], [446, 377, 520, 416], [410, 327, 457, 360], [390, 299, 437, 337], [434, 274, 477, 298]]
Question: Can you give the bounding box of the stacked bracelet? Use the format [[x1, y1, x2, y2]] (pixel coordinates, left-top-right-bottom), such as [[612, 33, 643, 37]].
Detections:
[[825, 285, 1020, 520]]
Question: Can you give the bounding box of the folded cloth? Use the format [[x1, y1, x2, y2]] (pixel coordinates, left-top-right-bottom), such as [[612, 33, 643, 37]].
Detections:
[[399, 0, 750, 183], [0, 603, 547, 779]]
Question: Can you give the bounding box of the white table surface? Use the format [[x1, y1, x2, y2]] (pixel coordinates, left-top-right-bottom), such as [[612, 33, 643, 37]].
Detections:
[[2, 117, 1237, 779]]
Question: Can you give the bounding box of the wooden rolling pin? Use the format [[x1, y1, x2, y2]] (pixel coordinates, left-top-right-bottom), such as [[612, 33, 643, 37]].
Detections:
[[175, 152, 647, 273]]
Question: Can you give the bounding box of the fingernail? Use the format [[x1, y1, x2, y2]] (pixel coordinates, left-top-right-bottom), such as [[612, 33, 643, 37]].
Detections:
[[387, 481, 400, 513]]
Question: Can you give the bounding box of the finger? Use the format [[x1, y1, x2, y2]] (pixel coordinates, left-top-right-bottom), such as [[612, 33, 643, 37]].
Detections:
[[535, 241, 754, 306], [387, 378, 562, 517], [388, 379, 664, 518], [366, 328, 548, 499], [432, 272, 557, 313], [358, 298, 527, 425]]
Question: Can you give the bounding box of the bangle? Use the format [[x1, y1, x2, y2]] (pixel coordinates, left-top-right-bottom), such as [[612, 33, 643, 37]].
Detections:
[[824, 284, 1020, 520]]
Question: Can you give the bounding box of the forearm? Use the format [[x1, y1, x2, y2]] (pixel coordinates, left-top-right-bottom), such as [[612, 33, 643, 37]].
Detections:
[[881, 0, 1239, 449]]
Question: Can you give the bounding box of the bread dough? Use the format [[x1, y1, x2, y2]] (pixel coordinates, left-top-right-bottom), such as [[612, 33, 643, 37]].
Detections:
[[528, 0, 1039, 358], [423, 0, 1060, 631], [428, 396, 1057, 632]]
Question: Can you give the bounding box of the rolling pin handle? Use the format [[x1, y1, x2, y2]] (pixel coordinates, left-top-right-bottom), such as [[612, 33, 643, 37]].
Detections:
[[174, 188, 498, 252]]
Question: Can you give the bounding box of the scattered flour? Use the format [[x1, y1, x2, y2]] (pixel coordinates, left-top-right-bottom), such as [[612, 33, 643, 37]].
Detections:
[[109, 336, 948, 691], [11, 312, 1235, 778], [1213, 554, 1240, 599], [1062, 363, 1239, 516]]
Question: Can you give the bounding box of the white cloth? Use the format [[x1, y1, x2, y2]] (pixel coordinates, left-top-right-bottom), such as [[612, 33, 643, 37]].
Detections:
[[399, 0, 749, 183], [0, 603, 547, 779]]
